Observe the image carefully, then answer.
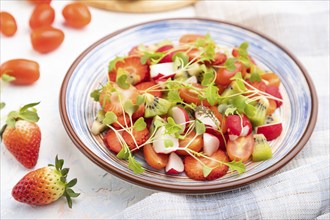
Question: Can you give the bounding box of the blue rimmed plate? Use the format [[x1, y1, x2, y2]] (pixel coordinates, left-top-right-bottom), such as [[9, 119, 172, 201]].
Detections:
[[59, 18, 317, 193]]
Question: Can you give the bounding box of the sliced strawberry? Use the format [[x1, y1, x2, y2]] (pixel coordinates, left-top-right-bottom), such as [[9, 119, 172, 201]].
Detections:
[[112, 113, 131, 129], [135, 81, 162, 97], [104, 130, 123, 153], [211, 52, 227, 65], [266, 86, 283, 107], [122, 127, 150, 150], [132, 104, 145, 121], [108, 56, 149, 85], [184, 150, 229, 181], [99, 83, 138, 115]]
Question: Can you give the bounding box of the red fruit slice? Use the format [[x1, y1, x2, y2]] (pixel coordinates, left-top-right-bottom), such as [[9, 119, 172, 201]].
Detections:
[[104, 130, 123, 153], [184, 150, 229, 181], [135, 81, 162, 97], [165, 152, 184, 174], [226, 114, 252, 141], [266, 86, 283, 107], [215, 62, 246, 86], [156, 45, 175, 63], [112, 114, 131, 129], [143, 144, 169, 170], [108, 56, 149, 85], [122, 127, 150, 150], [99, 83, 138, 115], [211, 52, 227, 65], [256, 122, 283, 141], [177, 131, 203, 156], [226, 134, 254, 162]]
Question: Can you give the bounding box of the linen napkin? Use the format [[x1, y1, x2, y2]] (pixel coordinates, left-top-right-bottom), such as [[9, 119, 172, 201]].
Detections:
[[113, 1, 330, 219]]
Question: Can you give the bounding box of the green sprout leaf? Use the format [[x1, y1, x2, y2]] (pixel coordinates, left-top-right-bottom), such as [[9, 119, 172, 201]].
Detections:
[[165, 117, 183, 135], [123, 100, 139, 116], [204, 84, 219, 106], [223, 58, 236, 71], [195, 119, 206, 135], [136, 95, 145, 105], [116, 68, 130, 89], [1, 73, 16, 82], [172, 52, 189, 66], [102, 112, 117, 125], [164, 139, 174, 148], [140, 52, 165, 65], [116, 144, 130, 159], [90, 89, 101, 101], [153, 117, 165, 128], [167, 90, 183, 103], [202, 166, 213, 177], [230, 72, 246, 91], [201, 68, 215, 86], [133, 117, 147, 131], [224, 160, 246, 174], [224, 107, 237, 116], [250, 72, 262, 82], [108, 56, 124, 72], [128, 155, 144, 174]]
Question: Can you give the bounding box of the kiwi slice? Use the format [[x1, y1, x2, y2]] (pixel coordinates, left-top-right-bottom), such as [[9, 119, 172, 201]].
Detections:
[[252, 134, 272, 162], [144, 93, 172, 118], [250, 97, 269, 127]]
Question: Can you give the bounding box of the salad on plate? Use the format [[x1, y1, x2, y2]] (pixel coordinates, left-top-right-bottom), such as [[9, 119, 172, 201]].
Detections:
[[90, 34, 283, 181]]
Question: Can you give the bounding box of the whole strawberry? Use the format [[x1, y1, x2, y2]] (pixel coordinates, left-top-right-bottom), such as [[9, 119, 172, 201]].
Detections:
[[0, 102, 41, 168], [12, 156, 79, 208]]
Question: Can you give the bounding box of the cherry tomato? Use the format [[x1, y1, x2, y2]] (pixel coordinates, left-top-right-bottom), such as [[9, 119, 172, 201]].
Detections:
[[179, 34, 204, 44], [226, 133, 254, 162], [0, 12, 17, 37], [261, 73, 281, 87], [62, 2, 91, 29], [215, 62, 246, 86], [29, 4, 55, 29], [0, 59, 40, 85], [30, 27, 64, 53], [28, 0, 51, 4], [177, 131, 203, 156], [143, 144, 169, 170], [179, 83, 213, 107]]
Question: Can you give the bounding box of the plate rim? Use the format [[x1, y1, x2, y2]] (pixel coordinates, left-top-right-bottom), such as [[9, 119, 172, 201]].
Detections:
[[59, 18, 318, 193]]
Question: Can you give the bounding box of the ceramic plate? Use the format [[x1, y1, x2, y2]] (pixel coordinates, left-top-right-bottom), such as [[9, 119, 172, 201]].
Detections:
[[59, 18, 317, 193]]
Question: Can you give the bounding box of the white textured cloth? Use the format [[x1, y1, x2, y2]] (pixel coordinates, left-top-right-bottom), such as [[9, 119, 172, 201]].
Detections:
[[113, 1, 330, 219]]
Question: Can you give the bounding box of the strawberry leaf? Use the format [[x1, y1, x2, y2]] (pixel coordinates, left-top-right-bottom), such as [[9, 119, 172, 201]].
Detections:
[[66, 189, 80, 198], [67, 178, 77, 187], [225, 160, 246, 174], [19, 102, 40, 113], [128, 155, 144, 174], [133, 117, 147, 132], [65, 194, 73, 209], [18, 111, 39, 123], [202, 166, 213, 177]]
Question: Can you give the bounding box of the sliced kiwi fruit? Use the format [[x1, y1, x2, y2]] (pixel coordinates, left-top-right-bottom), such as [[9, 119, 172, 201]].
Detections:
[[144, 93, 172, 118], [252, 134, 272, 162], [250, 97, 269, 127]]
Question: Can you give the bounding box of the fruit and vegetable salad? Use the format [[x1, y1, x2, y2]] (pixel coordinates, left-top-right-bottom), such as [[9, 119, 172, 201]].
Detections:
[[90, 34, 284, 181]]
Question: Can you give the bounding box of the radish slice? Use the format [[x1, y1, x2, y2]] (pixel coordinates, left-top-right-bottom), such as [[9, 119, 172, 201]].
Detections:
[[203, 133, 220, 156], [165, 152, 184, 174], [256, 122, 283, 141], [185, 76, 198, 84], [195, 106, 219, 129], [169, 106, 189, 134], [150, 62, 175, 79], [153, 126, 179, 154]]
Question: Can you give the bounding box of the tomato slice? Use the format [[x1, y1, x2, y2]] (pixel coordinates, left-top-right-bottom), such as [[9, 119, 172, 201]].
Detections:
[[215, 62, 246, 86], [179, 84, 213, 107], [226, 134, 254, 162]]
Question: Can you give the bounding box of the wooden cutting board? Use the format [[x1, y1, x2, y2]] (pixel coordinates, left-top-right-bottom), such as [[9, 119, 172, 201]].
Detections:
[[85, 0, 197, 13]]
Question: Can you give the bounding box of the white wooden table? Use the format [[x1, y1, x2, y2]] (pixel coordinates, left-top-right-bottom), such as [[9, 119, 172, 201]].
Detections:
[[0, 1, 195, 218]]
